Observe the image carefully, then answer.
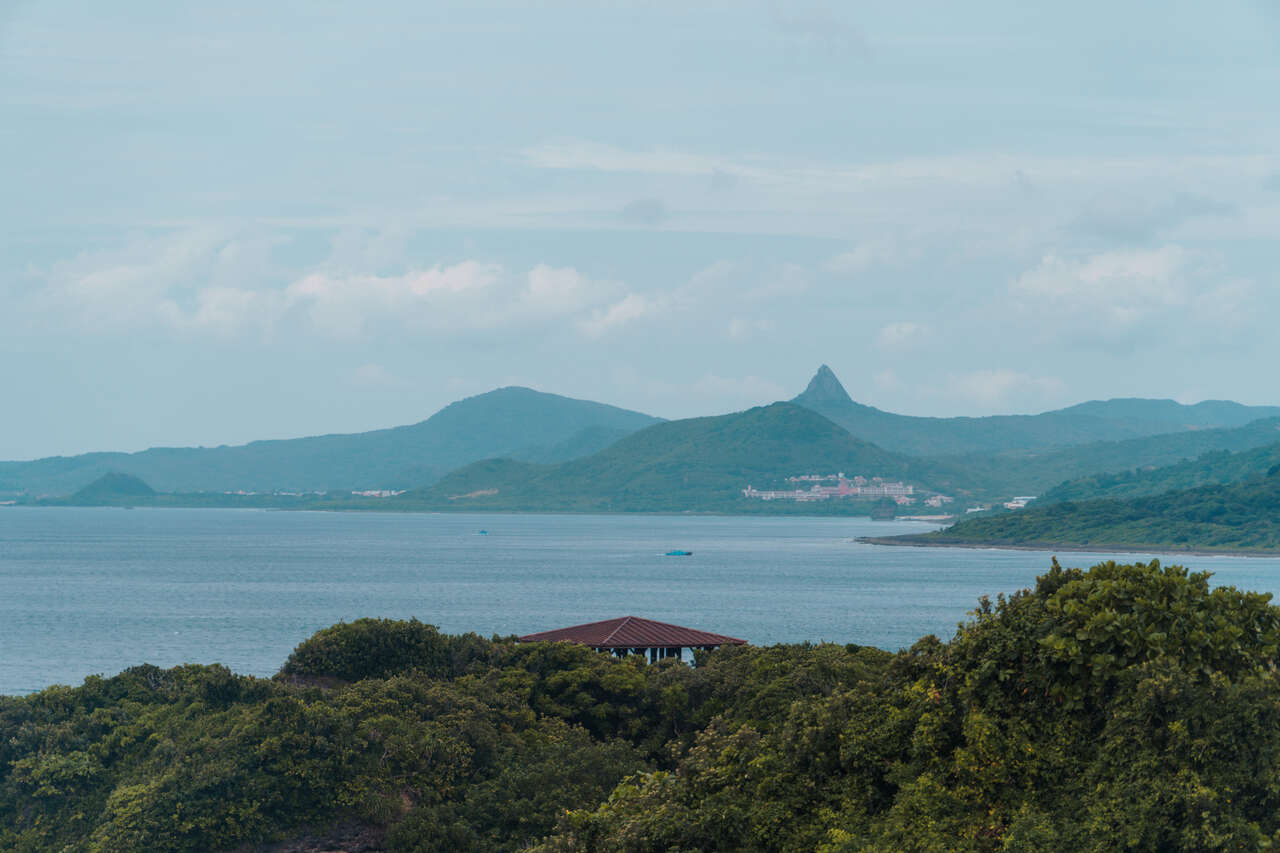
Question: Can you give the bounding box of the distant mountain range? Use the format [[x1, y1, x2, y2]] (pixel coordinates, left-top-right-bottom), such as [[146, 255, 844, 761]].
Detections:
[[401, 402, 971, 512], [7, 366, 1280, 505], [0, 387, 661, 496], [793, 365, 1280, 456]]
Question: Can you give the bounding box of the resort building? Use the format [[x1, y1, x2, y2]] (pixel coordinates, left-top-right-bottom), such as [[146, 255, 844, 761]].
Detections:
[[743, 474, 916, 502], [518, 616, 746, 663]]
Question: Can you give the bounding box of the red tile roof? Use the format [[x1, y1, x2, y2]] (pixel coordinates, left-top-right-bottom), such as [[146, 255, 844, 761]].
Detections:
[[518, 616, 746, 649]]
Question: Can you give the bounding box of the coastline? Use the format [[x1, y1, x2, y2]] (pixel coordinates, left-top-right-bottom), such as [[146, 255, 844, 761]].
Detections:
[[3, 501, 947, 522], [857, 535, 1280, 559]]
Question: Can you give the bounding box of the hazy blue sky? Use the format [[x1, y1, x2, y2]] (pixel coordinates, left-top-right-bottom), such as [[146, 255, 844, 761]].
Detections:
[[4, 1, 1280, 458]]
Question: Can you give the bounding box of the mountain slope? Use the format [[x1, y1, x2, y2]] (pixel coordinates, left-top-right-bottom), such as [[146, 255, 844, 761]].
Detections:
[[794, 365, 1280, 456], [0, 387, 661, 496], [940, 417, 1280, 497], [1037, 440, 1280, 503], [1054, 397, 1280, 429], [71, 472, 156, 503], [404, 402, 970, 512], [887, 468, 1280, 552]]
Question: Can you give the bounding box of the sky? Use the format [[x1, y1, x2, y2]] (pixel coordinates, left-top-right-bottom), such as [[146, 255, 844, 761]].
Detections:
[[3, 0, 1280, 459]]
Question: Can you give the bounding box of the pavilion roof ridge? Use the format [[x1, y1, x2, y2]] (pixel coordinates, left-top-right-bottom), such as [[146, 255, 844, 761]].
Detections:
[[598, 615, 638, 646], [517, 615, 746, 648]]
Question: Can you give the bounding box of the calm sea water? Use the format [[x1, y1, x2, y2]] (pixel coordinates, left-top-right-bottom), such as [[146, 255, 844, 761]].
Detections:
[[4, 507, 1280, 696]]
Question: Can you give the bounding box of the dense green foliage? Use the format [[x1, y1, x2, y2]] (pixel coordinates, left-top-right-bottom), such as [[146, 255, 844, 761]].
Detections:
[[940, 418, 1280, 499], [903, 467, 1280, 552], [542, 559, 1280, 851], [793, 365, 1280, 456], [6, 560, 1280, 850], [401, 403, 975, 512], [282, 618, 493, 682], [1039, 440, 1280, 503], [0, 387, 660, 496]]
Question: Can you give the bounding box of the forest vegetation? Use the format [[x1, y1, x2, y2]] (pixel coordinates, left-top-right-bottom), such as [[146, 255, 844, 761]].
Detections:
[[1037, 440, 1280, 503], [5, 560, 1280, 850], [892, 466, 1280, 553], [400, 403, 973, 512]]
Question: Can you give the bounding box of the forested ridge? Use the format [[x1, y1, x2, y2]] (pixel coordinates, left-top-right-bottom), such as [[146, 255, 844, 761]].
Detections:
[[907, 466, 1280, 552], [1038, 440, 1280, 503], [5, 560, 1280, 851], [403, 403, 973, 512], [0, 387, 661, 496]]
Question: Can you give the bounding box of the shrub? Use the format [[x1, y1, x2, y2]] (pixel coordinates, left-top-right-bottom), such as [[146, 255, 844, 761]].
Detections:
[[281, 618, 491, 682]]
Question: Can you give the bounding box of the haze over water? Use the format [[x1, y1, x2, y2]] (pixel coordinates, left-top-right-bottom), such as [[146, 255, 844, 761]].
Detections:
[[5, 507, 1280, 696]]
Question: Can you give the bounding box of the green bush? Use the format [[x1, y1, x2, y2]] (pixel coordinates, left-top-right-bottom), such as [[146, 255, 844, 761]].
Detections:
[[8, 561, 1280, 851], [281, 618, 492, 682]]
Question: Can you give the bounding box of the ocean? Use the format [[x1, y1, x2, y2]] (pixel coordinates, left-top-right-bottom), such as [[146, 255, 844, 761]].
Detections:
[[4, 506, 1280, 696]]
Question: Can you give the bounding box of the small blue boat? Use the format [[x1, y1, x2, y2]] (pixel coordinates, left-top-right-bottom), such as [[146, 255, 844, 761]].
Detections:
[[478, 530, 488, 535], [664, 549, 693, 556]]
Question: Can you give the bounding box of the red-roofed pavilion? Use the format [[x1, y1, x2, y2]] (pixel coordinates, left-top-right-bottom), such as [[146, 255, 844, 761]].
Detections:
[[518, 616, 746, 663]]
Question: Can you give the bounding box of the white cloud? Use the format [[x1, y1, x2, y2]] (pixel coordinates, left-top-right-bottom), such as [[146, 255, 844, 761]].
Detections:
[[523, 140, 1272, 193], [1012, 245, 1190, 330], [615, 369, 788, 415], [522, 140, 756, 179], [579, 292, 660, 338], [946, 369, 1064, 408], [745, 263, 809, 302], [31, 231, 643, 341], [1189, 279, 1260, 338], [186, 286, 284, 336], [690, 373, 788, 403], [37, 229, 226, 329], [873, 369, 902, 391], [727, 315, 775, 339], [521, 264, 605, 314], [284, 261, 505, 338], [343, 363, 406, 389], [877, 321, 928, 349], [286, 260, 636, 339], [825, 246, 881, 275], [678, 260, 737, 301]]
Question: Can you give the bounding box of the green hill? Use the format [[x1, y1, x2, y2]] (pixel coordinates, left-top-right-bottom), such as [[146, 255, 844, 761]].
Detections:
[[794, 365, 1280, 456], [67, 471, 157, 504], [939, 417, 1280, 497], [1039, 440, 1280, 503], [403, 402, 970, 512], [883, 467, 1280, 552], [507, 424, 638, 465], [0, 387, 661, 497]]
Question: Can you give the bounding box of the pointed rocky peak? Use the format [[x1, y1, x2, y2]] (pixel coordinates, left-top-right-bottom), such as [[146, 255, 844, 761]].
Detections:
[[795, 365, 853, 406]]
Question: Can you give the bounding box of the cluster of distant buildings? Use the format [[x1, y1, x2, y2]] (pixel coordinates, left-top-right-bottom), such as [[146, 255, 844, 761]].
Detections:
[[743, 473, 955, 507], [214, 489, 407, 498]]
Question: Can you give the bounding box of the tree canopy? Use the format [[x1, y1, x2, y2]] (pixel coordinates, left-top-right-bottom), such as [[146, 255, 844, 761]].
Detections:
[[4, 560, 1280, 851]]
